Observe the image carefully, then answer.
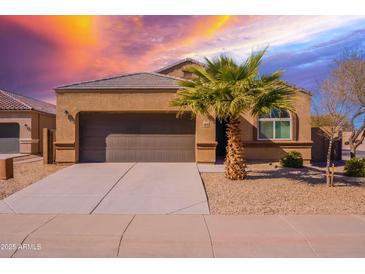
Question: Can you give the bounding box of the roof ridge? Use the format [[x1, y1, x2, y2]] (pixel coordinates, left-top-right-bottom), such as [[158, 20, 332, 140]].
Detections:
[[0, 88, 55, 107], [56, 72, 185, 90], [280, 80, 312, 96], [56, 72, 140, 89], [148, 71, 185, 81], [155, 58, 206, 73], [0, 89, 32, 109]]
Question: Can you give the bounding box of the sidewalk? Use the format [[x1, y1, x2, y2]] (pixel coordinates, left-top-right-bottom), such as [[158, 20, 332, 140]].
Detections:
[[1, 214, 364, 258]]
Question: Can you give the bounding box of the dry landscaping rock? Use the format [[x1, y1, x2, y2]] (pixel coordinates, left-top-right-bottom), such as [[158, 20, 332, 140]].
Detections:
[[0, 160, 65, 199], [202, 163, 365, 215]]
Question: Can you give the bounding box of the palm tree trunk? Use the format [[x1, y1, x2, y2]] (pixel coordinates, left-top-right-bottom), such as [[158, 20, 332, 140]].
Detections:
[[224, 118, 247, 180]]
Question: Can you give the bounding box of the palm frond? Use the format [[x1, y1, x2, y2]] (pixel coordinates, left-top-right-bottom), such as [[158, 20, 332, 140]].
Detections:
[[186, 64, 215, 83], [171, 47, 295, 122], [251, 82, 295, 116], [261, 70, 283, 83]]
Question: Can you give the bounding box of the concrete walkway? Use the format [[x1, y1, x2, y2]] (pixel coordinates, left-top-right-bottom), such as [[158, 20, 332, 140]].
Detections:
[[0, 214, 364, 258], [0, 163, 209, 214]]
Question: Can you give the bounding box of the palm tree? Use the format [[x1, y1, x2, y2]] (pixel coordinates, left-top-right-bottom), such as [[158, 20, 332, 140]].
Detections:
[[171, 49, 295, 180]]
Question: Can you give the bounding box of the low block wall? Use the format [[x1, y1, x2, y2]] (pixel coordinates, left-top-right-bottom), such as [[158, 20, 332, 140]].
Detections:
[[0, 158, 14, 180]]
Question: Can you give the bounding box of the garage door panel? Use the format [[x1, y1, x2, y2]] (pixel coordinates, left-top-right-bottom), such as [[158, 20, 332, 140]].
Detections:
[[79, 149, 106, 162], [79, 136, 105, 148], [106, 149, 195, 162], [80, 113, 195, 134], [0, 123, 20, 153], [106, 134, 195, 149], [79, 113, 195, 162], [0, 138, 19, 153]]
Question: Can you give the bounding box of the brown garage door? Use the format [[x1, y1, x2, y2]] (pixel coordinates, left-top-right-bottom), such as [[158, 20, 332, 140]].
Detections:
[[79, 112, 195, 162], [0, 123, 20, 153]]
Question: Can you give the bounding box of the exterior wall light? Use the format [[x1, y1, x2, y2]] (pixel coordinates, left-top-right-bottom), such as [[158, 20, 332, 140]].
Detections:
[[64, 109, 75, 123], [24, 123, 31, 131]]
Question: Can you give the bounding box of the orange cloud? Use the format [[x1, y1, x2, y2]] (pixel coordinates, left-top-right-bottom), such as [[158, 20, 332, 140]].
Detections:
[[4, 16, 107, 82], [176, 16, 235, 46], [2, 16, 240, 77], [110, 16, 238, 71], [3, 16, 98, 47], [2, 15, 363, 105], [0, 16, 258, 88], [198, 15, 232, 37]]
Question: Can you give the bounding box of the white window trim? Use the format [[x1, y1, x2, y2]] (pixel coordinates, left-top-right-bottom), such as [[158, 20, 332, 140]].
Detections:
[[257, 113, 292, 141]]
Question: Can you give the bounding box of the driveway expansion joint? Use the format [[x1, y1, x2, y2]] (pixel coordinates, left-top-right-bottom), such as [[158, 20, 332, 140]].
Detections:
[[203, 215, 215, 258], [166, 200, 208, 215], [3, 200, 17, 214], [89, 163, 137, 214], [10, 215, 57, 258], [279, 215, 319, 257], [117, 215, 136, 257], [196, 164, 211, 213]]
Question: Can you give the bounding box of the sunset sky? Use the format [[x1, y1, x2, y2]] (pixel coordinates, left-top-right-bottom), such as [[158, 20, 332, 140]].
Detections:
[[1, 15, 365, 104]]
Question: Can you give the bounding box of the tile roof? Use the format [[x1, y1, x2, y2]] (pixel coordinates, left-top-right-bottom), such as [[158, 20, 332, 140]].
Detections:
[[279, 81, 312, 96], [55, 58, 312, 97], [155, 58, 206, 74], [0, 89, 56, 114], [56, 72, 185, 91]]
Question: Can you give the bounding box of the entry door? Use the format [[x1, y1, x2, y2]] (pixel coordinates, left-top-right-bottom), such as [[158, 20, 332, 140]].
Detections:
[[79, 112, 196, 162], [0, 123, 20, 153]]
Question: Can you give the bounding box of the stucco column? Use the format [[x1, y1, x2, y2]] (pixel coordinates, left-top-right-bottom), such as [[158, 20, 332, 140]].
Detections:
[[55, 94, 78, 163], [195, 113, 216, 163]]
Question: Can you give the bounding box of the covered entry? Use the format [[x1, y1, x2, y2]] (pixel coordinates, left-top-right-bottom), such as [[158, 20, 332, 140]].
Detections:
[[0, 123, 20, 153], [79, 112, 196, 162]]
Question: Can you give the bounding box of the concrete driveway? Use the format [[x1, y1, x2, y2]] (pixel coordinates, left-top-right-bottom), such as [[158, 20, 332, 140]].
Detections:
[[0, 163, 209, 214]]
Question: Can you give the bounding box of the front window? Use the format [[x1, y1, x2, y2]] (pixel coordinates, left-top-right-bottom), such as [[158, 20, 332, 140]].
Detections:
[[258, 109, 291, 140]]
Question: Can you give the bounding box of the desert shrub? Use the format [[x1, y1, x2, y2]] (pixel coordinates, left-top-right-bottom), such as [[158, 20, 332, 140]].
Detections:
[[280, 151, 303, 168], [344, 158, 365, 177]]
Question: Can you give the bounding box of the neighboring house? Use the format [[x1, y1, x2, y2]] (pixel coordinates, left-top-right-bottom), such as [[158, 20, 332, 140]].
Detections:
[[0, 89, 56, 154], [341, 131, 365, 160], [311, 127, 342, 162], [55, 58, 312, 164]]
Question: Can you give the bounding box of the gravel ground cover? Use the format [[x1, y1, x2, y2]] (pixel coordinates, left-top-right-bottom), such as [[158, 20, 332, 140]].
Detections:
[[0, 160, 65, 199], [202, 163, 365, 215]]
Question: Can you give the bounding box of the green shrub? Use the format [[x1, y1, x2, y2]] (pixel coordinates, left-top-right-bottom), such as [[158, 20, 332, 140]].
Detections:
[[344, 158, 365, 177], [280, 151, 303, 168]]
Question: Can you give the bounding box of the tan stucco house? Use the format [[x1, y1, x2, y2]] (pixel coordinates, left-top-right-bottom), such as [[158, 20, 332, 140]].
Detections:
[[55, 58, 312, 164], [0, 89, 56, 154]]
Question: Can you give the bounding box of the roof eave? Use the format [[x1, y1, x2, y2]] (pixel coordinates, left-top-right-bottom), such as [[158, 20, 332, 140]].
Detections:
[[0, 108, 55, 115], [55, 72, 185, 90], [0, 108, 31, 111], [55, 87, 182, 93], [280, 81, 312, 96]]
